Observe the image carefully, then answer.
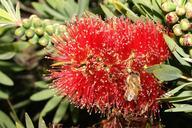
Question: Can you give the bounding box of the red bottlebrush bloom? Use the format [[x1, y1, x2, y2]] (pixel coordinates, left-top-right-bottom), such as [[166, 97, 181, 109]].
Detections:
[[50, 17, 170, 117]]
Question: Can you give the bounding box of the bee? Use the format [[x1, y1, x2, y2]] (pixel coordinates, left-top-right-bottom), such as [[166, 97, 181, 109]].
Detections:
[[124, 70, 142, 101]]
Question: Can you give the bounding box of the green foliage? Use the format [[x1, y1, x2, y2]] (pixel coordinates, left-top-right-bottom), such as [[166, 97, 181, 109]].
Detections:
[[53, 98, 69, 123], [30, 89, 55, 101], [0, 0, 191, 127], [0, 0, 21, 26], [0, 110, 15, 128], [146, 64, 183, 81], [25, 113, 34, 128], [164, 34, 190, 66], [32, 0, 89, 21], [0, 70, 13, 86], [0, 90, 9, 99], [165, 104, 192, 112], [41, 96, 62, 117]]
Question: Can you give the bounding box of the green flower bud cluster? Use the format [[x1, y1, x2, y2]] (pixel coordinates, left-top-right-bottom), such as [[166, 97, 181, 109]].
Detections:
[[15, 15, 66, 46], [161, 0, 192, 56]]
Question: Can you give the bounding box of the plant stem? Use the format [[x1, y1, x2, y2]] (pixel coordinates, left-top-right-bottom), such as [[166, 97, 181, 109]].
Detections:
[[7, 99, 24, 126]]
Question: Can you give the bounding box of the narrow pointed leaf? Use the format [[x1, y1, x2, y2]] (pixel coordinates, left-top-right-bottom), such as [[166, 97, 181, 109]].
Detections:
[[0, 52, 15, 60], [164, 34, 190, 58], [25, 113, 34, 128], [100, 4, 115, 18], [15, 122, 24, 128], [53, 98, 69, 123], [110, 0, 139, 22], [78, 0, 89, 17], [15, 2, 21, 20], [38, 117, 47, 128], [0, 90, 9, 99], [165, 104, 192, 112], [0, 70, 14, 86], [41, 96, 62, 117], [0, 8, 13, 21], [164, 82, 192, 96], [0, 110, 15, 128], [30, 89, 55, 101]]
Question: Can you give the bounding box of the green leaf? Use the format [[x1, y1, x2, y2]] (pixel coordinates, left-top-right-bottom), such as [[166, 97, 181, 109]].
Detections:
[[0, 60, 24, 72], [16, 122, 24, 128], [34, 81, 48, 88], [160, 96, 191, 102], [30, 89, 55, 101], [160, 91, 192, 102], [164, 34, 189, 58], [165, 104, 192, 112], [171, 96, 192, 102], [38, 117, 47, 128], [53, 98, 69, 123], [0, 52, 15, 60], [100, 4, 115, 18], [70, 105, 79, 124], [0, 8, 13, 21], [41, 96, 62, 117], [62, 0, 78, 18], [13, 100, 31, 109], [46, 0, 58, 9], [164, 82, 192, 96], [0, 110, 15, 128], [176, 91, 192, 97], [110, 0, 139, 22], [133, 0, 163, 17], [0, 70, 14, 86], [32, 2, 46, 16], [145, 64, 162, 73], [44, 4, 67, 20], [25, 113, 34, 128], [0, 0, 15, 20], [163, 34, 190, 66], [173, 51, 190, 66], [146, 64, 182, 81], [0, 90, 9, 99], [15, 2, 21, 20], [77, 0, 89, 17]]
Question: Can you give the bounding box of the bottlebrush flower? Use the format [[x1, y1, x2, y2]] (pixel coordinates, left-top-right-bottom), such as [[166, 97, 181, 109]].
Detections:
[[49, 17, 170, 118]]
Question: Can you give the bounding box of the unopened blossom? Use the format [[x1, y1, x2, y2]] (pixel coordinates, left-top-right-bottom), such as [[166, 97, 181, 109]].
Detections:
[[50, 17, 170, 117]]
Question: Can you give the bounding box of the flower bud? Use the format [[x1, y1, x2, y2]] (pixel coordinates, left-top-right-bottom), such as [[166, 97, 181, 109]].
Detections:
[[186, 8, 192, 19], [185, 2, 192, 10], [29, 15, 38, 20], [161, 1, 176, 12], [35, 27, 44, 36], [180, 18, 190, 31], [58, 25, 66, 33], [29, 35, 39, 45], [22, 19, 31, 29], [45, 25, 55, 35], [53, 23, 60, 35], [173, 24, 183, 36], [172, 0, 186, 6], [189, 49, 192, 58], [165, 12, 179, 24], [25, 29, 35, 38], [38, 36, 49, 46], [43, 19, 52, 26], [15, 27, 25, 37], [176, 6, 186, 16], [21, 35, 27, 41], [32, 17, 42, 27], [180, 34, 192, 46]]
